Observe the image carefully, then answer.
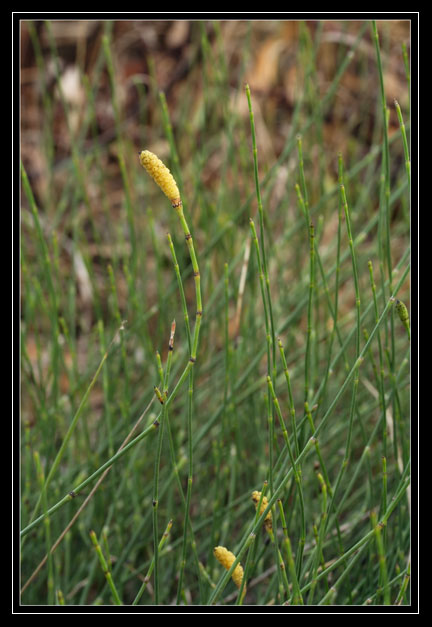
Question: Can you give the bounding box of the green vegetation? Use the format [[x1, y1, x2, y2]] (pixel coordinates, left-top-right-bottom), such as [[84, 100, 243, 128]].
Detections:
[[20, 20, 411, 606]]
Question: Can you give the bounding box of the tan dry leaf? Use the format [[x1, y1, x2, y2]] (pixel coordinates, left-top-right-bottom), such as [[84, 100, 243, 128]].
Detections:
[[247, 38, 286, 92]]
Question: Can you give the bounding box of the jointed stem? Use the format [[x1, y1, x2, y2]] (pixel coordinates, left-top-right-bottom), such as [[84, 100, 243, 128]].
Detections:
[[152, 334, 174, 604], [20, 418, 159, 538], [207, 261, 409, 603], [246, 84, 276, 380], [171, 201, 203, 603], [174, 205, 203, 361]]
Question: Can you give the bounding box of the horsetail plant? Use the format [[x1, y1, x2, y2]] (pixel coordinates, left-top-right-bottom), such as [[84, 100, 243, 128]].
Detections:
[[322, 162, 363, 528], [132, 519, 173, 606], [139, 149, 202, 362], [370, 509, 390, 605], [246, 85, 278, 507], [237, 481, 269, 604], [139, 148, 202, 603], [208, 264, 409, 604], [250, 488, 291, 600], [277, 499, 304, 605], [266, 375, 306, 577], [20, 415, 160, 539], [394, 100, 411, 188], [89, 529, 122, 605], [307, 472, 328, 605], [20, 392, 159, 596], [245, 85, 276, 380], [33, 451, 54, 605], [151, 322, 176, 604], [372, 21, 392, 291], [20, 320, 128, 539]]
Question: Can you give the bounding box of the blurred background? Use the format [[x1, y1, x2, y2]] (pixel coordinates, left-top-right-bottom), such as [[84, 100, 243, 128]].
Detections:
[[20, 18, 410, 362], [21, 20, 410, 193]]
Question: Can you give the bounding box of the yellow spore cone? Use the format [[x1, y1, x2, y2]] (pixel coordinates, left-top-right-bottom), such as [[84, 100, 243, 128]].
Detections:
[[139, 150, 181, 207], [213, 546, 244, 590], [251, 490, 273, 533]]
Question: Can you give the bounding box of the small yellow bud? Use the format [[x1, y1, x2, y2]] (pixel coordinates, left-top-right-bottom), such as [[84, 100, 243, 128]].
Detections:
[[395, 299, 410, 337], [213, 546, 244, 589], [252, 490, 273, 532], [139, 150, 181, 207]]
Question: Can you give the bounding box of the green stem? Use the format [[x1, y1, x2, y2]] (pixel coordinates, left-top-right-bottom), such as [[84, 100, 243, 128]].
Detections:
[[277, 499, 303, 605], [207, 265, 409, 603], [20, 418, 158, 538], [302, 463, 410, 601], [250, 218, 274, 495], [246, 83, 276, 380], [171, 200, 202, 604], [307, 473, 327, 605], [370, 509, 390, 605], [89, 530, 122, 605], [394, 100, 411, 187], [323, 171, 362, 525], [22, 321, 126, 537], [132, 520, 173, 605], [152, 382, 165, 604], [267, 376, 306, 578], [371, 21, 392, 289]]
